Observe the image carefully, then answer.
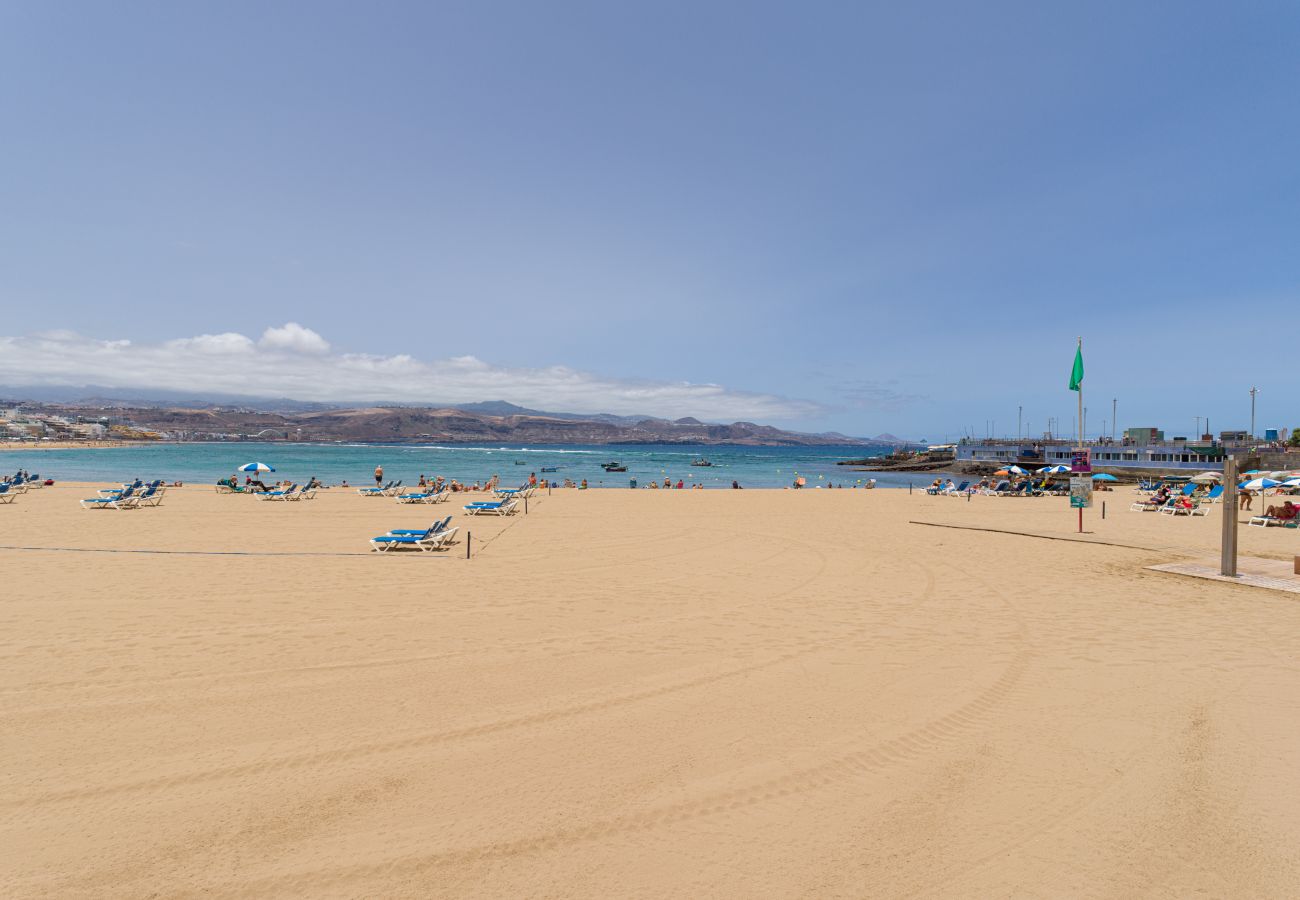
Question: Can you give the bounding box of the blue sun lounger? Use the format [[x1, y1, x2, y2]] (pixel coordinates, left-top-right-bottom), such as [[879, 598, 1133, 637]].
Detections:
[[369, 520, 458, 552], [81, 486, 140, 509]]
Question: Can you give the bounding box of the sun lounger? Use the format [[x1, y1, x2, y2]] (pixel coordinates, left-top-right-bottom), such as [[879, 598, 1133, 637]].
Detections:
[[134, 484, 165, 507], [370, 523, 458, 552], [81, 487, 139, 510], [1159, 502, 1196, 516], [1130, 500, 1162, 512], [464, 499, 518, 516], [260, 485, 299, 501], [396, 487, 446, 504], [0, 484, 15, 504], [942, 481, 970, 496], [359, 480, 395, 496], [1248, 514, 1299, 528], [1201, 485, 1224, 503]]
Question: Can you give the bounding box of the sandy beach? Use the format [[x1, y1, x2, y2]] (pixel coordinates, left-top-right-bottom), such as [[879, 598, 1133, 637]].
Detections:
[[4, 483, 1300, 897]]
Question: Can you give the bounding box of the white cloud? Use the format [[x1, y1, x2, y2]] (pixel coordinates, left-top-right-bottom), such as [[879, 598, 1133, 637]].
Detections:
[[0, 325, 819, 421], [259, 322, 330, 354]]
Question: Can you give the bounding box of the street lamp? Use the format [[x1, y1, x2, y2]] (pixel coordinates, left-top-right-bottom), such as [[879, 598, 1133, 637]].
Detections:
[[1249, 387, 1260, 439]]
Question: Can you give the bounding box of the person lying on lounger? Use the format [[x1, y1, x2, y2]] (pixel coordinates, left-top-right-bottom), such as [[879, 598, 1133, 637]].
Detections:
[[1264, 500, 1298, 520], [1145, 487, 1172, 506]]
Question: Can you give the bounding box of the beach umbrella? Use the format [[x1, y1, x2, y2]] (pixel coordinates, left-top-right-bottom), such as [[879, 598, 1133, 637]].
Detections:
[[1005, 465, 1028, 475], [1238, 477, 1280, 497], [1092, 473, 1118, 482], [1282, 478, 1300, 488], [237, 462, 275, 473], [1190, 472, 1221, 484], [1038, 465, 1070, 474]]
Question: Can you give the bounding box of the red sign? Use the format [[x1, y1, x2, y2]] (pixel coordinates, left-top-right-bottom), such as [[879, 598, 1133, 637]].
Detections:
[[1071, 450, 1091, 472]]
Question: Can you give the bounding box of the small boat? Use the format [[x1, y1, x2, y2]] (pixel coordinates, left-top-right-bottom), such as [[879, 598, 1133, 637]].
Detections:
[[604, 466, 627, 473], [600, 461, 622, 470], [691, 458, 713, 467], [541, 466, 559, 473]]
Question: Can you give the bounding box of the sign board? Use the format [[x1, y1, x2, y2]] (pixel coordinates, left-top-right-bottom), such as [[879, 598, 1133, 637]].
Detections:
[[1069, 476, 1093, 509], [1070, 449, 1091, 473]]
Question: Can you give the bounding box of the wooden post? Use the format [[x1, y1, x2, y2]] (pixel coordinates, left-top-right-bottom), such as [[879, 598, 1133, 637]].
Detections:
[[1221, 458, 1238, 576], [466, 530, 472, 560]]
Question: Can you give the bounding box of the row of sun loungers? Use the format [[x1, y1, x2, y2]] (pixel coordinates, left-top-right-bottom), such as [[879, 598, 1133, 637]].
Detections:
[[81, 481, 167, 510], [359, 480, 403, 497], [1, 473, 44, 501], [5, 473, 44, 488], [258, 484, 316, 501], [396, 487, 450, 504]]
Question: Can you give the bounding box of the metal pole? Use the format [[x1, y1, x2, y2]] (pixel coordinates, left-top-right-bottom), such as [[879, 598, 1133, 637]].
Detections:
[[1018, 406, 1022, 442], [466, 531, 471, 559], [1077, 337, 1084, 534], [1250, 387, 1259, 439], [1221, 458, 1238, 576], [1112, 398, 1117, 441]]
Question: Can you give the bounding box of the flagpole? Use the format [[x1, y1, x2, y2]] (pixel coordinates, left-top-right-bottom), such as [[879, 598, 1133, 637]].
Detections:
[[1076, 336, 1084, 533]]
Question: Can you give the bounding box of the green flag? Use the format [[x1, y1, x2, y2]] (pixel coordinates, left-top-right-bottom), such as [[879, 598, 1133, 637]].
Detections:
[[1068, 345, 1084, 392]]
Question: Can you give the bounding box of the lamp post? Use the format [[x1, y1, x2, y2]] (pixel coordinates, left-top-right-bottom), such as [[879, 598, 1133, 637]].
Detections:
[[1112, 398, 1117, 441], [1250, 387, 1260, 439]]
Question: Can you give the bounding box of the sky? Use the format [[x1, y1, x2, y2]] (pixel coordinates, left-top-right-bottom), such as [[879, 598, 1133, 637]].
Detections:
[[1, 1, 1297, 440]]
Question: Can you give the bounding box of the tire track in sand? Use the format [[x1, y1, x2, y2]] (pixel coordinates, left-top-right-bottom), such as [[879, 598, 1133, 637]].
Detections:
[[197, 561, 1034, 896]]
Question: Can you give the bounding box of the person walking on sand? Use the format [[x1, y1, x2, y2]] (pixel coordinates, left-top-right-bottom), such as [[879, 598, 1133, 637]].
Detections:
[[374, 464, 383, 487], [1240, 488, 1253, 511]]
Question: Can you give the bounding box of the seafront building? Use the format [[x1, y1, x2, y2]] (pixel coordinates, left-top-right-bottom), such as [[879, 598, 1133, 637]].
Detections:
[[955, 430, 1294, 475]]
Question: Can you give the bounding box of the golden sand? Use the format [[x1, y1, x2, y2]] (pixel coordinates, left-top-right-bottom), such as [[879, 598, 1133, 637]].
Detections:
[[4, 483, 1300, 897]]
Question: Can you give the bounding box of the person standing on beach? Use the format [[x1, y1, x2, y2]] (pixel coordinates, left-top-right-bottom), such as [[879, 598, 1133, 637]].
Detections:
[[374, 465, 383, 487]]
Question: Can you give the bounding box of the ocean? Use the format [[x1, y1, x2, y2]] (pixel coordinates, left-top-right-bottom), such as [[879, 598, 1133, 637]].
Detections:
[[1, 442, 927, 489]]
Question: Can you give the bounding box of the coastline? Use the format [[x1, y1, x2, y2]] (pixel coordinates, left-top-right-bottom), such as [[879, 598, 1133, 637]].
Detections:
[[0, 440, 138, 452]]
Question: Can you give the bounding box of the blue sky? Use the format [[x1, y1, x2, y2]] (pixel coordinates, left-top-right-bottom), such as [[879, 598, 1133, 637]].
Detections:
[[1, 1, 1296, 439]]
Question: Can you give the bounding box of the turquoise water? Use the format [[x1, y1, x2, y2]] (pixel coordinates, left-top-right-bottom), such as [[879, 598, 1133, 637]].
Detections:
[[1, 442, 924, 489]]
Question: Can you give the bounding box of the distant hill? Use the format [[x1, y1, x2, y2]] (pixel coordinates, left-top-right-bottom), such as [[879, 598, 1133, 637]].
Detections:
[[870, 433, 916, 445], [19, 401, 879, 447]]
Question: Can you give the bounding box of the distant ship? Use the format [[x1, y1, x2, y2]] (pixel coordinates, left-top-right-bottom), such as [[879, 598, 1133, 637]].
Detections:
[[690, 458, 713, 467]]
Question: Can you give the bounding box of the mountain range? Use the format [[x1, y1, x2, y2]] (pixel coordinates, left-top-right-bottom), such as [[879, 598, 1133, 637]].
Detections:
[[2, 388, 920, 446]]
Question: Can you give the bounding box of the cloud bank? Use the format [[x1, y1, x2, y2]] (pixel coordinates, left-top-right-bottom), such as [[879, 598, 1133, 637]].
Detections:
[[0, 325, 819, 421]]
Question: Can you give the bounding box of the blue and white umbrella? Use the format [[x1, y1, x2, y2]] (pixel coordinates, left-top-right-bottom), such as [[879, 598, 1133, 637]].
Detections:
[[237, 462, 275, 473], [1238, 477, 1279, 493], [1004, 465, 1029, 475], [1038, 465, 1070, 474]]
